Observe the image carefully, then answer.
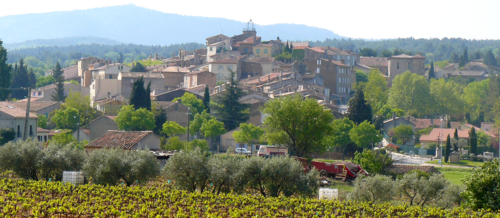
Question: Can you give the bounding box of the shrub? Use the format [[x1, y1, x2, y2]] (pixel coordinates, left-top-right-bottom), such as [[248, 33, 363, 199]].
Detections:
[[462, 159, 500, 210], [353, 149, 393, 175], [83, 149, 160, 186], [0, 128, 16, 145], [347, 174, 396, 203], [397, 171, 450, 207], [163, 148, 209, 192], [425, 143, 437, 150], [39, 144, 86, 181], [207, 154, 240, 194]]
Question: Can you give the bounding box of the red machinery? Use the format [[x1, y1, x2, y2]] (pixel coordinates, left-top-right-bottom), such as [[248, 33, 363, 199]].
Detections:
[[295, 157, 368, 181]]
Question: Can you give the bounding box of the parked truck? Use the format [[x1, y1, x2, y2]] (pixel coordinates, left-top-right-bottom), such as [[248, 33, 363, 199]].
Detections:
[[295, 157, 368, 181], [257, 145, 288, 157]]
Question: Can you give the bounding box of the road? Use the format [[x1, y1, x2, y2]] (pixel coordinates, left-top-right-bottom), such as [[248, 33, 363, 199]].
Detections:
[[390, 152, 431, 165]]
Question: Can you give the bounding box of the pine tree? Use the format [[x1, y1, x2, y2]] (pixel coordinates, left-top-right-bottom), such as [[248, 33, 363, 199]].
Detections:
[[11, 58, 29, 99], [213, 70, 249, 130], [145, 81, 151, 111], [51, 75, 66, 102], [484, 50, 498, 67], [449, 52, 459, 63], [52, 62, 63, 79], [463, 48, 469, 63], [347, 89, 372, 125], [475, 51, 481, 60], [27, 68, 36, 88], [203, 85, 210, 113], [444, 135, 451, 162], [459, 55, 466, 67], [469, 127, 477, 155], [289, 43, 293, 52], [0, 39, 11, 101], [130, 76, 146, 110], [428, 61, 435, 80]]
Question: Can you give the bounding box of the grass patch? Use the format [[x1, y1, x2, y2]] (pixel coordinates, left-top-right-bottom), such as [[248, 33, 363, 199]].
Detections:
[[436, 167, 474, 185], [425, 159, 483, 167]]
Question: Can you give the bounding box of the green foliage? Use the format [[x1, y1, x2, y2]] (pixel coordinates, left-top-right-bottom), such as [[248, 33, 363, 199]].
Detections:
[[483, 49, 497, 66], [0, 128, 16, 145], [65, 90, 99, 126], [444, 135, 451, 162], [200, 119, 226, 139], [325, 118, 355, 151], [262, 93, 334, 157], [462, 159, 500, 210], [377, 104, 405, 120], [163, 149, 209, 192], [203, 85, 210, 113], [363, 69, 388, 112], [129, 76, 151, 110], [37, 115, 47, 129], [213, 70, 249, 130], [115, 105, 155, 131], [36, 75, 55, 88], [469, 127, 477, 154], [428, 61, 435, 79], [163, 136, 209, 152], [83, 148, 160, 186], [0, 139, 86, 181], [129, 62, 146, 72], [51, 107, 79, 130], [0, 40, 11, 101], [173, 92, 205, 117], [462, 79, 489, 117], [11, 58, 30, 99], [49, 131, 87, 149], [349, 121, 382, 149], [233, 123, 264, 145], [189, 110, 212, 135], [347, 89, 372, 124], [430, 78, 465, 115], [359, 47, 378, 57], [207, 154, 241, 194], [434, 60, 450, 68], [388, 71, 432, 116], [162, 121, 186, 137], [353, 149, 392, 175], [391, 124, 415, 145], [476, 130, 490, 146], [355, 70, 368, 86], [397, 171, 453, 207], [348, 174, 395, 203], [152, 103, 166, 136]]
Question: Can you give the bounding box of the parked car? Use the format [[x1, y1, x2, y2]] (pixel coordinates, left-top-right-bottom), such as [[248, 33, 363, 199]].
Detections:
[[235, 148, 251, 155]]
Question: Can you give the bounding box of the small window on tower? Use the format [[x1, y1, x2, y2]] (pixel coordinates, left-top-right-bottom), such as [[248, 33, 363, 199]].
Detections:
[[397, 62, 400, 69]]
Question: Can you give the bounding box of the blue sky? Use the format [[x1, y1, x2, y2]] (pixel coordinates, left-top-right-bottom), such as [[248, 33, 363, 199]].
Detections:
[[1, 0, 499, 39]]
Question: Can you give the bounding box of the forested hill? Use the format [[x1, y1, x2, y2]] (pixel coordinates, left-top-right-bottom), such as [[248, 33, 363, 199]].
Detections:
[[308, 38, 500, 62], [4, 37, 122, 50], [0, 4, 343, 45]]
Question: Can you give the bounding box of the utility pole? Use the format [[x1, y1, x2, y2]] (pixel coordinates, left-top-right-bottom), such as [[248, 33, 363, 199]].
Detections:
[[77, 110, 81, 141], [186, 107, 190, 142], [23, 87, 32, 141]]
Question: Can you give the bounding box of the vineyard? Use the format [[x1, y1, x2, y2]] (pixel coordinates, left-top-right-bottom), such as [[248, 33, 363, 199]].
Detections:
[[0, 178, 498, 218]]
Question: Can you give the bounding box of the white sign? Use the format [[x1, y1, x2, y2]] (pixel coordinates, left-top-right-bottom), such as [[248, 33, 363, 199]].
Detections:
[[319, 188, 338, 200]]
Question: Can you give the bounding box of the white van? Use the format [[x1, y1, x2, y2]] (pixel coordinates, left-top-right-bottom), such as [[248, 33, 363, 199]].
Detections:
[[257, 145, 288, 157]]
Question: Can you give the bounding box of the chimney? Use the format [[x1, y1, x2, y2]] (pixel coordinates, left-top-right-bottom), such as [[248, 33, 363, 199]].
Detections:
[[131, 63, 134, 68]]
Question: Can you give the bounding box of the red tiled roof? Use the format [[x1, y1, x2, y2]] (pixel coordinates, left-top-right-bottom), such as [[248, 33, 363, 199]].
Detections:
[[0, 102, 38, 118], [412, 119, 443, 129], [306, 47, 326, 53], [85, 130, 154, 149], [234, 36, 260, 47], [293, 46, 308, 50], [360, 57, 388, 67], [419, 128, 469, 142], [82, 128, 90, 136], [37, 127, 50, 133], [386, 165, 440, 174], [11, 101, 59, 112], [390, 54, 426, 59]]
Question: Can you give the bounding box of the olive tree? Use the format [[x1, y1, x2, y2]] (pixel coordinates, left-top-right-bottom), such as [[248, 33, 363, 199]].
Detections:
[[39, 144, 86, 181], [207, 154, 241, 194], [347, 174, 396, 203], [397, 171, 450, 206], [83, 148, 160, 186], [163, 148, 209, 192]]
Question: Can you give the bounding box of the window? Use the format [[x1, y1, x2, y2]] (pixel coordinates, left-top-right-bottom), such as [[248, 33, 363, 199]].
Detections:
[[109, 75, 112, 79], [397, 62, 399, 69], [256, 49, 260, 54], [219, 65, 223, 71], [17, 125, 20, 137], [264, 49, 268, 54], [348, 88, 350, 93], [44, 136, 47, 142], [316, 67, 320, 74], [244, 48, 248, 54], [408, 62, 411, 70], [210, 47, 213, 51], [29, 125, 33, 136], [175, 105, 178, 111], [317, 60, 321, 65]]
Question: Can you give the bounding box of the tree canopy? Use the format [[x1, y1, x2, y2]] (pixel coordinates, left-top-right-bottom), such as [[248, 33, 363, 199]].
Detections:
[[388, 71, 431, 116], [347, 88, 372, 125], [115, 105, 155, 131], [129, 76, 151, 111], [212, 70, 249, 130], [349, 121, 382, 149], [0, 39, 11, 101]]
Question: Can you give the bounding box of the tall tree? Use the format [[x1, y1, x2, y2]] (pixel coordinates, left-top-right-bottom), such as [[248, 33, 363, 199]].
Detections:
[[429, 78, 464, 116], [347, 88, 372, 125], [363, 69, 388, 113], [11, 58, 30, 99], [463, 48, 469, 63], [130, 62, 146, 72], [349, 121, 383, 149], [145, 81, 151, 111], [203, 85, 210, 113], [129, 76, 150, 110], [444, 135, 451, 162], [469, 127, 477, 155], [428, 61, 435, 80], [0, 39, 11, 100], [449, 52, 460, 63], [483, 50, 498, 66], [51, 73, 66, 102], [474, 51, 481, 60], [115, 105, 155, 131], [52, 62, 63, 79], [388, 71, 432, 116], [213, 70, 249, 130], [261, 93, 334, 157], [27, 68, 36, 88], [459, 55, 466, 67]]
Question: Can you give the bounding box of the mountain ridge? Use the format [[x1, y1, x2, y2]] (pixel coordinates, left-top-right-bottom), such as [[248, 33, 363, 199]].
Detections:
[[0, 4, 344, 45]]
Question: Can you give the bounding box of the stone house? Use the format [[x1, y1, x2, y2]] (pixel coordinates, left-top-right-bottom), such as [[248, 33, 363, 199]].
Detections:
[[37, 127, 50, 145], [84, 130, 160, 153], [209, 58, 241, 83], [183, 70, 216, 89], [239, 93, 269, 126], [383, 117, 417, 132], [11, 101, 61, 117], [359, 57, 389, 75], [233, 36, 261, 55], [301, 73, 324, 86], [419, 128, 469, 147], [88, 115, 119, 141], [304, 47, 359, 67], [220, 128, 239, 152], [31, 82, 90, 102], [253, 43, 278, 58], [0, 102, 38, 141], [241, 56, 275, 78], [303, 58, 354, 103], [388, 54, 426, 84], [90, 63, 131, 80], [161, 66, 190, 88], [72, 128, 90, 142], [118, 72, 165, 100], [154, 101, 190, 128]]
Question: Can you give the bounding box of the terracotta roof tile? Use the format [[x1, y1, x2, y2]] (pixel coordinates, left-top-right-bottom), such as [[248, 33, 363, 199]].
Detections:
[[0, 102, 38, 118], [11, 101, 59, 112], [37, 127, 50, 133], [412, 119, 443, 129], [85, 130, 154, 149], [360, 57, 388, 67], [419, 128, 469, 142]]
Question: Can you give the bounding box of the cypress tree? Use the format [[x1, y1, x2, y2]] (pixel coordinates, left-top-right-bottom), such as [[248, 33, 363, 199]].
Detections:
[[130, 76, 146, 110], [51, 75, 66, 102], [447, 119, 451, 128], [0, 39, 11, 101], [444, 135, 451, 162], [484, 50, 498, 67], [463, 48, 469, 63], [28, 68, 36, 88], [203, 85, 210, 113], [428, 61, 435, 80], [145, 81, 151, 111], [11, 58, 29, 99], [453, 128, 459, 151], [475, 51, 481, 60], [52, 62, 63, 79], [213, 70, 249, 130], [469, 128, 477, 155], [459, 55, 466, 67], [347, 88, 372, 125], [289, 43, 293, 52]]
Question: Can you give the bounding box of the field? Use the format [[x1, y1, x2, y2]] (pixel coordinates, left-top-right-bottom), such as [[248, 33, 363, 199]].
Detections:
[[0, 178, 497, 217], [436, 167, 474, 184], [425, 160, 484, 168]]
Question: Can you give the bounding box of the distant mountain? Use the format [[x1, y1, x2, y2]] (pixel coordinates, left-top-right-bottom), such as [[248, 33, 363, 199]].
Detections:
[[4, 37, 122, 50], [0, 4, 344, 45]]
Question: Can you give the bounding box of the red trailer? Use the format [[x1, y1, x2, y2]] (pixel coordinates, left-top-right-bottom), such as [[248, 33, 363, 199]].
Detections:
[[295, 157, 368, 181]]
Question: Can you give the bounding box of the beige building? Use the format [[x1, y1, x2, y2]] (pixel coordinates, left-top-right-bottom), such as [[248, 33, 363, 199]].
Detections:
[[209, 58, 240, 83], [253, 44, 278, 58], [183, 70, 216, 89], [161, 66, 190, 88], [11, 100, 61, 117], [91, 63, 131, 80], [37, 127, 50, 145], [118, 72, 165, 100], [0, 102, 38, 141], [89, 115, 119, 141], [31, 82, 90, 102], [84, 130, 160, 153], [388, 54, 426, 84]]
